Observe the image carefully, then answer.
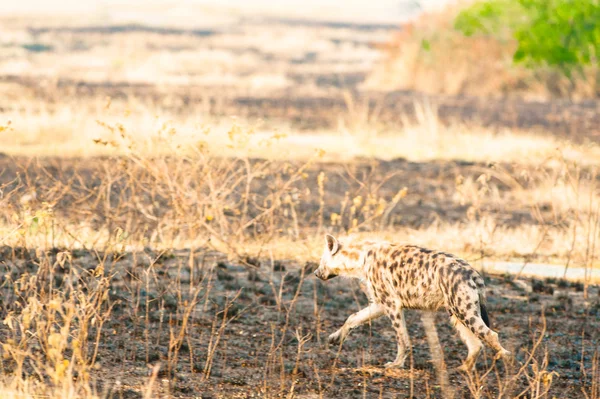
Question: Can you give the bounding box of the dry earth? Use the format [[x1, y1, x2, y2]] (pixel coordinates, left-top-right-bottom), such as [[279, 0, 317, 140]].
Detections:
[[0, 245, 599, 398]]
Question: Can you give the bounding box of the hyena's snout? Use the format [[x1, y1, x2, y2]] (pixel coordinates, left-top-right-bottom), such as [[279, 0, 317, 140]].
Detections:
[[314, 267, 337, 280], [314, 268, 326, 280]]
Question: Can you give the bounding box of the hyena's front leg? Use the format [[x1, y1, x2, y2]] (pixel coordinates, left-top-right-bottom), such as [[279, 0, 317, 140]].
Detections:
[[328, 303, 384, 345], [385, 309, 411, 368]]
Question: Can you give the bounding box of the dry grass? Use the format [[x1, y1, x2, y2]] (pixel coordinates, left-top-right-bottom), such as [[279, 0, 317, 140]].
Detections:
[[1, 95, 599, 270], [2, 108, 600, 270], [2, 98, 600, 165]]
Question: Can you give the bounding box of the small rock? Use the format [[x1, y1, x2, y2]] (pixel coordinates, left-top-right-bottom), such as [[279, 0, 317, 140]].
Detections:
[[572, 281, 584, 292], [557, 279, 569, 288], [216, 268, 234, 281], [528, 294, 540, 303], [217, 261, 229, 269]]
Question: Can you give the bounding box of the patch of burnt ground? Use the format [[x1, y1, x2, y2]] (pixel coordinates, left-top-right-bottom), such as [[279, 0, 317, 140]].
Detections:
[[0, 247, 599, 398]]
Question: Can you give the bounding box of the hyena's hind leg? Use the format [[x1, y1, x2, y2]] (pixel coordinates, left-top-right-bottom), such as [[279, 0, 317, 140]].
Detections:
[[451, 289, 510, 369], [463, 314, 510, 367], [472, 277, 511, 359], [450, 315, 483, 372], [476, 323, 511, 360]]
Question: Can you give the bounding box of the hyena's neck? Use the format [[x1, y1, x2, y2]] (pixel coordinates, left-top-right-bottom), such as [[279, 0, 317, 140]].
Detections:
[[352, 242, 387, 282], [338, 244, 370, 280]]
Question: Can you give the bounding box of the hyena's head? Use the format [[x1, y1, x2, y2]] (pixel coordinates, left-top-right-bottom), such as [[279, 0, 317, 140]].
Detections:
[[314, 234, 363, 280]]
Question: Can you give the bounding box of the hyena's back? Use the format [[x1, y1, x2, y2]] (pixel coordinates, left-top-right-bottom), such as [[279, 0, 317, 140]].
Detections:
[[366, 244, 487, 319]]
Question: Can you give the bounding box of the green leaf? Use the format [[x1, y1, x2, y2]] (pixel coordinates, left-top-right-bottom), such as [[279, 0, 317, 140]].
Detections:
[[421, 39, 431, 51]]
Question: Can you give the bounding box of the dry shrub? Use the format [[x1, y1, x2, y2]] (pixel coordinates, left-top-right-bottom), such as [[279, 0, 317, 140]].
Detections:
[[0, 246, 113, 398]]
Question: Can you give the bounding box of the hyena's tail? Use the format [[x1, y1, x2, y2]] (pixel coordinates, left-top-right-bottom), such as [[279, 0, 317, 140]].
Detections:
[[480, 302, 490, 328], [474, 274, 491, 329]]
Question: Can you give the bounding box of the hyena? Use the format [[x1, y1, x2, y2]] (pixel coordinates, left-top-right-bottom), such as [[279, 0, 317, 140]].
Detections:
[[314, 234, 510, 371]]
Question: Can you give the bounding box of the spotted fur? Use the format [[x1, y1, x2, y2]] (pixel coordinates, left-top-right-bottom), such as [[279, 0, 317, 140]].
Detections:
[[314, 234, 510, 371]]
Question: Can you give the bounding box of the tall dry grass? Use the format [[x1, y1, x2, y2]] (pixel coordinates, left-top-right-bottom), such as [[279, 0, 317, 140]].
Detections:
[[0, 100, 599, 397], [3, 96, 600, 164], [1, 99, 600, 267]]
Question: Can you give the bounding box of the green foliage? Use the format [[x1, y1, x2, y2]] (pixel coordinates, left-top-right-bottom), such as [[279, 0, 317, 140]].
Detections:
[[455, 0, 600, 79], [455, 0, 526, 38], [421, 39, 431, 51]]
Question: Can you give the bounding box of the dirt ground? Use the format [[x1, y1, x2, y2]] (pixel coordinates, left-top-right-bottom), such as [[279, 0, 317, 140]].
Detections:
[[1, 153, 600, 398], [0, 244, 599, 398]]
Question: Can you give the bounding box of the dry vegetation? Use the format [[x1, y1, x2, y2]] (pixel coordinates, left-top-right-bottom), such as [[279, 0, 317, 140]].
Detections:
[[0, 6, 600, 398]]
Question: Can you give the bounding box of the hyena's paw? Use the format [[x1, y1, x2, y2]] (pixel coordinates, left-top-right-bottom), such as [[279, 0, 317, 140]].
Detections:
[[328, 331, 344, 346], [384, 360, 406, 369], [495, 348, 511, 360], [456, 362, 475, 373]]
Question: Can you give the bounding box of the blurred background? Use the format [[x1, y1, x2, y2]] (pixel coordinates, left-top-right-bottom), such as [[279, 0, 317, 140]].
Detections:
[[0, 0, 444, 24], [2, 0, 599, 158]]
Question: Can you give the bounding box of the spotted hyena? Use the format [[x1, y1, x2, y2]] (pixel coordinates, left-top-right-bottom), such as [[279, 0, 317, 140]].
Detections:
[[314, 234, 510, 371]]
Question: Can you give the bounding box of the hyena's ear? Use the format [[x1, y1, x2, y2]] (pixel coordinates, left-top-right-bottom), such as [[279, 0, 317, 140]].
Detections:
[[325, 234, 339, 255]]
